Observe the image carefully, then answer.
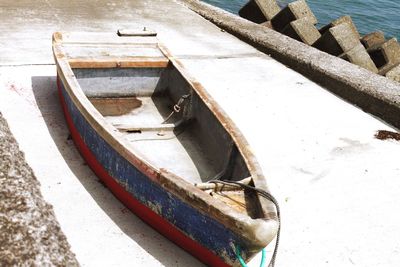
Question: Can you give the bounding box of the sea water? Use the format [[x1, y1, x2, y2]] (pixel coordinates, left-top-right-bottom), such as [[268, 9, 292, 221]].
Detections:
[[202, 0, 400, 40]]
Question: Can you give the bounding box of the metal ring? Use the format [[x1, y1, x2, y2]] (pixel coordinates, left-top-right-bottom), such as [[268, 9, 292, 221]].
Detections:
[[173, 104, 181, 113]]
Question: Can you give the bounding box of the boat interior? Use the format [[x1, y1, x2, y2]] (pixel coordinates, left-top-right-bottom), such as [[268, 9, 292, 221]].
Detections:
[[72, 62, 261, 216], [73, 64, 251, 182]]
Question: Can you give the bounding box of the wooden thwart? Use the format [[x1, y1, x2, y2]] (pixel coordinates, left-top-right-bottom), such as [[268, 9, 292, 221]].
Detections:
[[69, 58, 169, 69], [114, 123, 176, 132], [53, 31, 279, 266]]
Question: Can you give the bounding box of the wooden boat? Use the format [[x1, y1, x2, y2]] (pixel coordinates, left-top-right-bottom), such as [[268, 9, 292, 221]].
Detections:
[[52, 30, 279, 266]]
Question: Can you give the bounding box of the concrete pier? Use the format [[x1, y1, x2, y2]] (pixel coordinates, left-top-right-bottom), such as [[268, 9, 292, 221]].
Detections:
[[1, 0, 400, 266]]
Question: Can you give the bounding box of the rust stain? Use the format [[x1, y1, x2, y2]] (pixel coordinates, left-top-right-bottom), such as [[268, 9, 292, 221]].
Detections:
[[7, 83, 38, 108], [89, 97, 142, 116], [375, 130, 400, 141], [8, 84, 21, 95]]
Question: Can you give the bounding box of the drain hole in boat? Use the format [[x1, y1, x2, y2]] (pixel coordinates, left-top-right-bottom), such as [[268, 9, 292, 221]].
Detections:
[[126, 129, 142, 134]]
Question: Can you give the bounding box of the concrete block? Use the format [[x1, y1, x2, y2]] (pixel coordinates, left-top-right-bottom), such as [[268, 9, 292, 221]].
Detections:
[[260, 21, 273, 29], [368, 38, 400, 74], [340, 43, 378, 73], [281, 17, 321, 45], [319, 15, 360, 39], [239, 0, 267, 23], [361, 31, 386, 49], [270, 0, 317, 32], [313, 23, 360, 56], [385, 64, 400, 83], [238, 0, 280, 23], [255, 0, 281, 20]]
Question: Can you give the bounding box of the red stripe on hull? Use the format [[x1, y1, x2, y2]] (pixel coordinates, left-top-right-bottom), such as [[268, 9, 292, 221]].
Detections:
[[57, 77, 231, 267]]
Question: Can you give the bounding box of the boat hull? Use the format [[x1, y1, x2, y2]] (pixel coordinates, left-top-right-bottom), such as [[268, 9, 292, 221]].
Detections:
[[57, 76, 253, 266]]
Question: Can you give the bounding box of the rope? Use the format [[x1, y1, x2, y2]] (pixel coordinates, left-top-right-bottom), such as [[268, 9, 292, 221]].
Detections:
[[235, 246, 248, 267], [235, 246, 266, 267], [208, 180, 280, 267], [162, 94, 191, 124], [127, 93, 191, 142]]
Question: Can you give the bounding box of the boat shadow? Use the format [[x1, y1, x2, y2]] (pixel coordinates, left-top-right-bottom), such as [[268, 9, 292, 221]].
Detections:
[[31, 75, 204, 267]]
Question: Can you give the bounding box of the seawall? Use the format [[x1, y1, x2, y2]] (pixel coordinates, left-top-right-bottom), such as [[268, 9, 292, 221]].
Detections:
[[182, 0, 400, 129]]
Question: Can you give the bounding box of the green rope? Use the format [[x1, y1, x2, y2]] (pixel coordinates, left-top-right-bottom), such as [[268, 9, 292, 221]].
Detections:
[[260, 248, 266, 267], [235, 246, 267, 267], [235, 246, 247, 267], [210, 179, 281, 267]]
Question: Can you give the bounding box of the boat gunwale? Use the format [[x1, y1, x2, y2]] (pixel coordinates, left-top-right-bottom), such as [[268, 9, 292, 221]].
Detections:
[[158, 43, 276, 216], [52, 31, 278, 248]]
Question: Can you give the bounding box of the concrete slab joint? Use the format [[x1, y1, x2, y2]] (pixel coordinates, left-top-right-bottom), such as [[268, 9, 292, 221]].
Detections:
[[281, 17, 321, 46], [270, 0, 317, 32]]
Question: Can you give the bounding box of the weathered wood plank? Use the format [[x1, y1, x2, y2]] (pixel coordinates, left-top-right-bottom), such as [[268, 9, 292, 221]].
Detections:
[[69, 58, 169, 68]]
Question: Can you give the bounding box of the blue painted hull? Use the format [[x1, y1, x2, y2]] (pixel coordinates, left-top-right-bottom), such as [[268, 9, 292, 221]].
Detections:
[[58, 77, 252, 266]]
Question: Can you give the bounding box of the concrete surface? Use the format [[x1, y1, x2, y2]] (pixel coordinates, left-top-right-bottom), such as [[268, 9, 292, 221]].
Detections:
[[313, 23, 361, 56], [238, 0, 280, 22], [340, 43, 379, 73], [368, 38, 400, 75], [319, 15, 360, 39], [281, 17, 320, 46], [179, 53, 400, 267], [386, 64, 400, 82], [1, 0, 400, 267], [183, 0, 400, 129], [361, 31, 386, 49], [0, 113, 78, 266], [0, 66, 205, 267], [238, 0, 267, 24], [270, 0, 317, 32]]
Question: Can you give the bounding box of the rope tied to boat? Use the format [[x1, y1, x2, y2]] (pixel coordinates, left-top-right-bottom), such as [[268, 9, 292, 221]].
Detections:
[[162, 94, 191, 124], [235, 246, 266, 267], [208, 179, 281, 267]]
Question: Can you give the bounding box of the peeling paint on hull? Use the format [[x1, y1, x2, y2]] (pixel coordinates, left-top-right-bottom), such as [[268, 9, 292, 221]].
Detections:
[[57, 76, 250, 266]]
